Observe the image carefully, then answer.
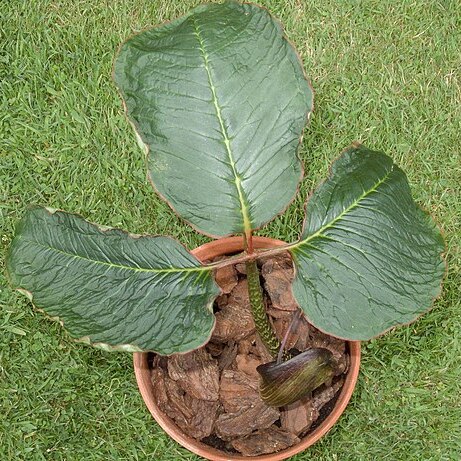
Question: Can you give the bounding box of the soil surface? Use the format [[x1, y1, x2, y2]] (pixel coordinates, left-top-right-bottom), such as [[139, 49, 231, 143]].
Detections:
[[150, 252, 349, 456]]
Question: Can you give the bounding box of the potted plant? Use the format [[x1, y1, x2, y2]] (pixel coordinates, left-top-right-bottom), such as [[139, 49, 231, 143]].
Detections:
[[6, 2, 444, 460]]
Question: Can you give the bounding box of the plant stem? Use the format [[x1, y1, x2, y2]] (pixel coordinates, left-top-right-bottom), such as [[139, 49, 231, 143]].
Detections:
[[246, 258, 281, 358]]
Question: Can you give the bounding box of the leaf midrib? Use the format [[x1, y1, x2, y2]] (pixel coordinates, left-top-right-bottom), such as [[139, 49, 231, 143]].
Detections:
[[290, 168, 393, 251], [19, 237, 210, 274], [192, 16, 252, 233]]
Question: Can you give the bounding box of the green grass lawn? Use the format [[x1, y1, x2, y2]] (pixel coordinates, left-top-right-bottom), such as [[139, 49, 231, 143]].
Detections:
[[1, 0, 460, 459]]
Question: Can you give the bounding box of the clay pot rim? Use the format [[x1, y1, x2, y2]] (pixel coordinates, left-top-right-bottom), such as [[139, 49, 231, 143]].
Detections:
[[133, 236, 361, 461]]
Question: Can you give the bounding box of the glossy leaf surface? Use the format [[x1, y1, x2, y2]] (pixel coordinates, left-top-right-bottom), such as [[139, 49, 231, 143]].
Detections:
[[7, 207, 220, 354], [289, 145, 445, 340], [114, 2, 312, 237]]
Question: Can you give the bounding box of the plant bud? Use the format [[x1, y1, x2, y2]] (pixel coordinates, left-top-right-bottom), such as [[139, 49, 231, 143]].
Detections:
[[257, 348, 335, 407]]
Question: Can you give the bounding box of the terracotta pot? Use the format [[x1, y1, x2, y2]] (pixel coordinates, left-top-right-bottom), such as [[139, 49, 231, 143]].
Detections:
[[134, 236, 361, 461]]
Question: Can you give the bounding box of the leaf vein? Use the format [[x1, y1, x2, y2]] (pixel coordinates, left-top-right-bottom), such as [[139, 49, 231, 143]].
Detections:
[[192, 16, 252, 232], [20, 238, 209, 274]]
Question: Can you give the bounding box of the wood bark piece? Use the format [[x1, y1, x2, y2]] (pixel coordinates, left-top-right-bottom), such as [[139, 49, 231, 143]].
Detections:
[[214, 264, 238, 294], [280, 397, 319, 435], [261, 253, 298, 311], [235, 262, 246, 275], [266, 307, 292, 319], [152, 367, 218, 440], [212, 283, 255, 342], [168, 348, 219, 401], [218, 341, 238, 371], [271, 312, 311, 351], [237, 336, 255, 355], [151, 367, 170, 413], [216, 294, 229, 309], [231, 427, 300, 456], [254, 334, 275, 363], [228, 279, 250, 305], [312, 377, 345, 411], [215, 401, 280, 440], [183, 394, 219, 440], [292, 315, 312, 351], [272, 316, 296, 349], [206, 341, 224, 358], [236, 334, 265, 360], [235, 353, 261, 379], [219, 369, 260, 413]]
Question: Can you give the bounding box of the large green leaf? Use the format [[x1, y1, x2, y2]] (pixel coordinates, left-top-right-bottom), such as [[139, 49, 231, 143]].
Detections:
[[6, 207, 220, 355], [289, 145, 445, 340], [114, 2, 312, 237]]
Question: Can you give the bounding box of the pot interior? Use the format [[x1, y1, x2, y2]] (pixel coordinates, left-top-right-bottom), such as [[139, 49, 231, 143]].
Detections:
[[134, 236, 361, 461]]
